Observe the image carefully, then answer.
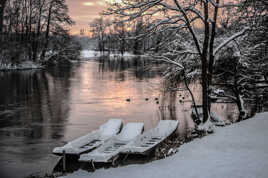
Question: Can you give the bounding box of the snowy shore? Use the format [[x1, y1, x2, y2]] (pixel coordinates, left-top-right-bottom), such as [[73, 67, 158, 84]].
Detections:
[[61, 112, 268, 178], [80, 50, 138, 59], [0, 50, 136, 71], [0, 61, 43, 71]]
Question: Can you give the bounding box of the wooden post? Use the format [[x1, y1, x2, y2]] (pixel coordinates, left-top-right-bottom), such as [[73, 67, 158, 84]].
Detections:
[[63, 150, 66, 172]]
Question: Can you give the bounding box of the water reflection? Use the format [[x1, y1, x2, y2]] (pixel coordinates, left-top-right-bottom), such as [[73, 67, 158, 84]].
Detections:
[[0, 56, 239, 178], [98, 56, 161, 81], [63, 57, 162, 142], [160, 82, 239, 139], [0, 67, 73, 178]]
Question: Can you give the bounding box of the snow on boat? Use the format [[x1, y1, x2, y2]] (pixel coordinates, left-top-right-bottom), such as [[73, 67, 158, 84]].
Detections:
[[79, 122, 144, 163], [121, 120, 179, 155], [53, 119, 123, 155]]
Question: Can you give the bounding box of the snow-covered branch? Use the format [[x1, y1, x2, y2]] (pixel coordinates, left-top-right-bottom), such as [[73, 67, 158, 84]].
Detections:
[[214, 28, 249, 56], [147, 54, 185, 69], [208, 0, 242, 8], [173, 0, 202, 56]]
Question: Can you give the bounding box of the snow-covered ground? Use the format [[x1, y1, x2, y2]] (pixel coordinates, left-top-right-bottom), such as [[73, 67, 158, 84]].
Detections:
[[60, 112, 268, 178], [80, 50, 138, 59]]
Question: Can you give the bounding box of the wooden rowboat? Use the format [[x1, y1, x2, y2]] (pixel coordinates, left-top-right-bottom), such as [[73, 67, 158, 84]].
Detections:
[[53, 119, 123, 156], [121, 120, 178, 155], [79, 122, 144, 163]]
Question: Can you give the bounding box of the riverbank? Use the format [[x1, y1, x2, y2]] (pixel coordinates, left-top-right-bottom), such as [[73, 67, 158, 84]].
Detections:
[[0, 61, 44, 71], [60, 112, 268, 178], [80, 50, 139, 59], [0, 50, 136, 71]]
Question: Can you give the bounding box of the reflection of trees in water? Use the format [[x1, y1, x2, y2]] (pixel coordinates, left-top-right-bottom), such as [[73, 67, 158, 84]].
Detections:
[[97, 56, 162, 81], [159, 89, 194, 140], [0, 66, 73, 140], [160, 91, 177, 121], [158, 82, 240, 139]]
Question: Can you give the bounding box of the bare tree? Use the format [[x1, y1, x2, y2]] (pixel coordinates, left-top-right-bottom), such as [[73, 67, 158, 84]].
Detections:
[[90, 17, 110, 53], [0, 0, 78, 69], [104, 0, 249, 124], [0, 0, 7, 40]]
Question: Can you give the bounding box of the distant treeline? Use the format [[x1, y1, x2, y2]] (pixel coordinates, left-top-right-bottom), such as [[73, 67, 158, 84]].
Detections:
[[89, 17, 171, 55], [0, 0, 81, 67]]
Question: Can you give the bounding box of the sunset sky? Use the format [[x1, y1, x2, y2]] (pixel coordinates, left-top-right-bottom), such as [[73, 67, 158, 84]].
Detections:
[[66, 0, 226, 35], [67, 0, 107, 35]]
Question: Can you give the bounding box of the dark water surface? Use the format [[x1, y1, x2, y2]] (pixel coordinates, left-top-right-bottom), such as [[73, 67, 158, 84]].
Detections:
[[0, 57, 238, 178]]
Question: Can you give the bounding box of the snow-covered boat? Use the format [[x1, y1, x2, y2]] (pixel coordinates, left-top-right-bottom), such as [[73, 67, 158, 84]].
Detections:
[[53, 119, 123, 156], [79, 122, 144, 163], [121, 120, 178, 155]]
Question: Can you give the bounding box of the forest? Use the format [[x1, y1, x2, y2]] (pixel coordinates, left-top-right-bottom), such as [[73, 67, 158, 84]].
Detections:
[[89, 0, 268, 128], [0, 0, 81, 70]]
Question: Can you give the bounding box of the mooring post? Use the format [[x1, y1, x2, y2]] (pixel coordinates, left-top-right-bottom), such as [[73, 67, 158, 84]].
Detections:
[[63, 150, 66, 173]]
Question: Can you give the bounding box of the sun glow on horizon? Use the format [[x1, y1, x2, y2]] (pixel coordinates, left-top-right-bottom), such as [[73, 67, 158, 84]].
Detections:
[[83, 2, 95, 6]]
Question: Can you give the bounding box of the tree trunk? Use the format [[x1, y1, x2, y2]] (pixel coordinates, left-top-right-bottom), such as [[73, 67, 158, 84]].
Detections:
[[41, 0, 53, 61], [0, 0, 7, 41], [235, 91, 245, 122], [201, 2, 210, 123], [201, 55, 209, 123], [208, 0, 220, 111], [183, 71, 199, 119], [33, 1, 44, 61]]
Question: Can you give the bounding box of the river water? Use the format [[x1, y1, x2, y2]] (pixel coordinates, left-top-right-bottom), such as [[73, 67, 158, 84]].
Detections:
[[0, 56, 238, 178]]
